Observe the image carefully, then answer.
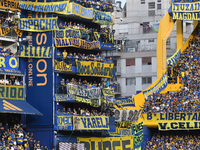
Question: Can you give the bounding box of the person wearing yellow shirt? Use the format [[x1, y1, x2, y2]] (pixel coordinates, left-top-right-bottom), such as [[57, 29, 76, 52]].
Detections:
[[62, 50, 68, 62], [181, 71, 185, 81]]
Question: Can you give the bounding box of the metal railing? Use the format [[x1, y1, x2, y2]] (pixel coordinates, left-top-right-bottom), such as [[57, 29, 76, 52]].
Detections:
[[0, 27, 18, 39]]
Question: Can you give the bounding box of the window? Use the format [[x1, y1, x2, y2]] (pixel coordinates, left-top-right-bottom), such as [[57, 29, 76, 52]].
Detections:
[[142, 77, 152, 84], [126, 78, 136, 85], [142, 57, 152, 65], [126, 58, 135, 66], [157, 4, 161, 10], [148, 10, 155, 16], [148, 2, 155, 9], [157, 0, 161, 2], [141, 0, 145, 4], [148, 39, 154, 43]]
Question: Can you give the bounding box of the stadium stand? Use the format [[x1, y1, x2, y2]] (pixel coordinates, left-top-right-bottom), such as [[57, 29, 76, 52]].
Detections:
[[143, 36, 200, 113]]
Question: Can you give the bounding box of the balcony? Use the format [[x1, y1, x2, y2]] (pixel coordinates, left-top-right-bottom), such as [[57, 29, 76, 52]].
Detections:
[[0, 27, 18, 42]]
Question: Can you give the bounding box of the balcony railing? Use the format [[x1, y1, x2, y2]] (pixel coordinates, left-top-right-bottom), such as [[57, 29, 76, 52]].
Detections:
[[0, 27, 18, 40]]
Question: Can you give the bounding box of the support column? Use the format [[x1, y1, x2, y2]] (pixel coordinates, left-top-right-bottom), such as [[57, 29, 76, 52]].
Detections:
[[176, 20, 183, 50]]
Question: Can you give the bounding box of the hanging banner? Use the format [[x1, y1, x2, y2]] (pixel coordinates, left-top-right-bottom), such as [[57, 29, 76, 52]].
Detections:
[[158, 121, 200, 130], [54, 60, 72, 72], [55, 37, 100, 50], [55, 29, 81, 39], [0, 85, 24, 100], [102, 88, 115, 97], [143, 112, 200, 122], [134, 133, 143, 147], [76, 61, 114, 78], [54, 94, 101, 107], [77, 136, 134, 150], [143, 72, 168, 100], [115, 97, 135, 108], [0, 0, 20, 11], [15, 17, 59, 32], [0, 56, 18, 70], [0, 27, 10, 36], [93, 10, 114, 25], [114, 109, 142, 122], [18, 45, 54, 58], [167, 48, 181, 67], [132, 122, 143, 135], [73, 116, 109, 130], [110, 127, 132, 136], [13, 28, 23, 37], [19, 1, 93, 19], [56, 115, 73, 130], [172, 2, 200, 20]]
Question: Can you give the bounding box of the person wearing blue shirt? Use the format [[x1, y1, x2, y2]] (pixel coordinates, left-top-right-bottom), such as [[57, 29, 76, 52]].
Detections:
[[105, 79, 110, 88], [56, 50, 61, 60]]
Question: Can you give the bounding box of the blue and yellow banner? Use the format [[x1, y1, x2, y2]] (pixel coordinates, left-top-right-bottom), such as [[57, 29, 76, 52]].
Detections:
[[55, 37, 100, 49], [18, 45, 54, 58], [15, 17, 58, 32], [167, 48, 181, 67], [54, 60, 72, 72], [0, 0, 20, 11], [143, 112, 200, 122], [115, 97, 135, 108], [102, 88, 115, 97], [110, 121, 133, 136], [93, 10, 114, 25], [77, 136, 134, 150], [158, 121, 200, 130], [143, 72, 168, 100], [19, 1, 93, 19], [56, 115, 73, 130], [76, 61, 114, 78], [0, 27, 10, 36], [0, 56, 18, 70], [55, 29, 81, 39], [73, 116, 109, 130], [0, 85, 24, 100], [172, 2, 200, 20]]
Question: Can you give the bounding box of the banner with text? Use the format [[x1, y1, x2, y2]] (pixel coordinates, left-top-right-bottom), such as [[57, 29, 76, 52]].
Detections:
[[167, 48, 181, 67], [18, 45, 54, 58], [158, 121, 200, 130], [77, 136, 134, 150], [76, 61, 114, 78], [54, 60, 72, 72], [93, 10, 114, 25], [0, 27, 10, 36], [115, 96, 135, 108], [143, 72, 168, 100], [0, 56, 18, 70], [55, 37, 100, 49], [0, 85, 24, 100], [143, 112, 200, 122], [172, 2, 200, 20], [19, 1, 93, 20], [0, 0, 20, 11], [56, 115, 73, 130], [114, 109, 142, 122], [15, 17, 59, 32], [73, 116, 109, 130], [110, 121, 133, 136]]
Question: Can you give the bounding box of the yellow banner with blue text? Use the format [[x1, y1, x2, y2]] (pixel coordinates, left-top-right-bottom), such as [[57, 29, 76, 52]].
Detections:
[[93, 9, 114, 25], [18, 45, 54, 58], [14, 17, 59, 32], [102, 88, 115, 97], [73, 116, 109, 130], [0, 0, 20, 11], [172, 2, 200, 20], [0, 85, 24, 100], [158, 122, 200, 130], [77, 136, 134, 150], [54, 60, 72, 72], [0, 27, 10, 36], [76, 61, 114, 78], [19, 1, 93, 19], [55, 37, 100, 49], [143, 113, 200, 122], [167, 48, 181, 67]]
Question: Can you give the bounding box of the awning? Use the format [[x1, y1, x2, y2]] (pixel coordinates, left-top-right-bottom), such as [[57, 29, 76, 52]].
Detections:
[[0, 99, 42, 115]]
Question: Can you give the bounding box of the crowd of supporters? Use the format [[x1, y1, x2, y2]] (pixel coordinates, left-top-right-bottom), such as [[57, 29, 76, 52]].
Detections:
[[145, 133, 200, 150], [58, 22, 115, 43], [0, 14, 18, 29], [56, 50, 113, 64], [0, 44, 17, 57], [57, 78, 115, 93], [56, 107, 115, 117], [0, 122, 49, 150], [65, 0, 114, 12], [0, 77, 22, 86], [143, 36, 200, 113]]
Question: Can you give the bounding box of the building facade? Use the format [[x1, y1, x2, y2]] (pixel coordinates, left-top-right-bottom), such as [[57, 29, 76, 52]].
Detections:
[[112, 0, 193, 97]]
